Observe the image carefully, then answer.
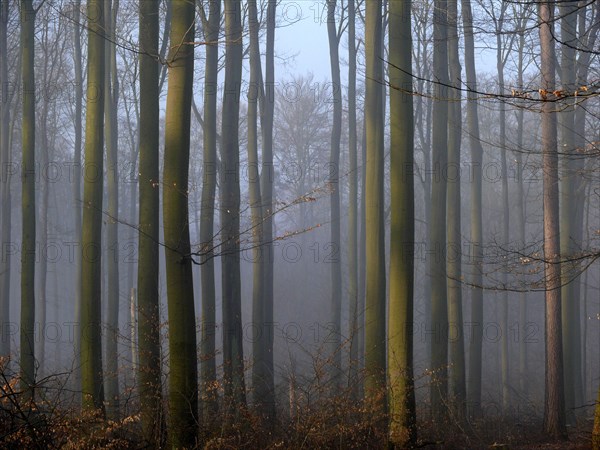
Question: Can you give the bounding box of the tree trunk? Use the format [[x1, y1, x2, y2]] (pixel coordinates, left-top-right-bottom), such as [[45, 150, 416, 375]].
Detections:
[[81, 0, 105, 413], [20, 0, 36, 399], [495, 6, 511, 413], [515, 25, 528, 399], [347, 0, 359, 398], [199, 0, 220, 421], [326, 0, 343, 390], [0, 0, 10, 360], [539, 1, 566, 439], [163, 0, 198, 445], [72, 0, 83, 391], [388, 0, 417, 445], [461, 0, 484, 416], [364, 0, 386, 414], [430, 0, 449, 422], [221, 0, 246, 409], [259, 0, 276, 416], [138, 0, 164, 444], [559, 0, 582, 424], [104, 0, 120, 420]]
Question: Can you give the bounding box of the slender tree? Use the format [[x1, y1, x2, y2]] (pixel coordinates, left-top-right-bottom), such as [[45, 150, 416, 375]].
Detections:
[[347, 0, 359, 396], [138, 0, 163, 444], [247, 0, 270, 418], [326, 0, 343, 387], [446, 0, 465, 420], [539, 0, 566, 439], [199, 0, 220, 421], [0, 0, 11, 360], [461, 0, 484, 415], [104, 0, 120, 420], [559, 0, 582, 423], [388, 0, 416, 445], [430, 0, 449, 421], [72, 0, 83, 389], [221, 0, 246, 409], [80, 0, 105, 412], [163, 0, 198, 445], [20, 0, 36, 396], [259, 0, 277, 413]]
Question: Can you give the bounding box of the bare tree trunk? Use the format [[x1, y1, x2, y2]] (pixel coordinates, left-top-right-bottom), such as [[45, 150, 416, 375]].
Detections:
[[388, 0, 417, 445], [137, 0, 164, 444], [364, 0, 386, 415], [163, 0, 198, 445], [221, 0, 246, 409], [446, 0, 465, 421], [326, 0, 342, 389], [199, 0, 220, 421], [104, 0, 120, 420], [347, 0, 359, 398], [81, 0, 105, 413], [430, 0, 449, 422], [539, 1, 566, 439], [0, 0, 10, 360]]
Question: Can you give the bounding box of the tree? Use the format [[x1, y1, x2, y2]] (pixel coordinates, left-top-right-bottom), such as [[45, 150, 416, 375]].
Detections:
[[221, 0, 246, 409], [347, 0, 359, 397], [104, 0, 120, 420], [163, 0, 198, 445], [247, 0, 269, 417], [388, 0, 417, 445], [559, 0, 583, 423], [71, 0, 83, 391], [364, 0, 386, 413], [430, 0, 449, 421], [326, 0, 343, 389], [461, 0, 485, 415], [199, 0, 220, 421], [137, 0, 163, 444], [446, 0, 466, 420], [20, 0, 36, 397], [259, 0, 277, 415], [0, 0, 11, 360], [539, 0, 566, 439], [80, 0, 105, 413]]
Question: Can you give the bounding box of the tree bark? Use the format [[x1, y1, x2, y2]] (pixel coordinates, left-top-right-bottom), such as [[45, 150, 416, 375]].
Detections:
[[539, 1, 566, 439], [326, 0, 343, 389], [430, 0, 449, 422], [20, 0, 36, 398], [461, 0, 484, 416], [388, 0, 417, 445], [163, 0, 198, 445], [199, 0, 220, 422], [364, 0, 386, 414], [81, 0, 105, 413], [221, 0, 246, 409], [138, 0, 164, 444]]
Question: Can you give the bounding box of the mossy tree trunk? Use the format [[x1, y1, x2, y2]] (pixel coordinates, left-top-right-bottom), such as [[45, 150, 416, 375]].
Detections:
[[104, 0, 120, 420], [388, 0, 417, 446], [364, 0, 386, 415], [163, 0, 198, 445], [81, 0, 105, 413]]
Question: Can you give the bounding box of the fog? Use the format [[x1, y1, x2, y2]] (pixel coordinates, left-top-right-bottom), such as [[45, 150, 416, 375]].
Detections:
[[0, 0, 599, 448]]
